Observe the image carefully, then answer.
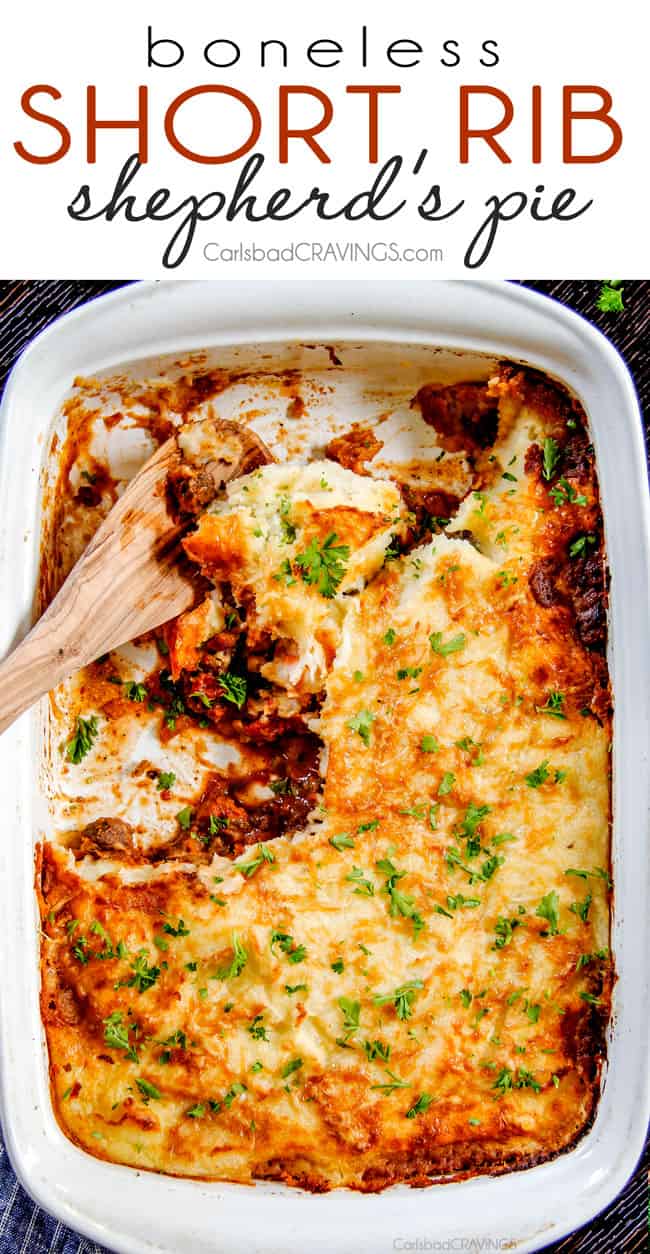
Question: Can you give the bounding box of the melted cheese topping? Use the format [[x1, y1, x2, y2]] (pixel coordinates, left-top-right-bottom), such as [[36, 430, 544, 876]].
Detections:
[[40, 371, 611, 1191], [183, 460, 405, 692]]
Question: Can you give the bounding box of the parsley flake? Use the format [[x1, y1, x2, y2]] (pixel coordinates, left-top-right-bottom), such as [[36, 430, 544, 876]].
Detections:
[[66, 715, 99, 764], [218, 672, 247, 709], [374, 979, 424, 1021], [236, 844, 276, 878], [430, 632, 466, 657], [346, 709, 375, 746], [405, 1093, 433, 1118], [217, 933, 248, 980], [294, 532, 349, 598], [542, 438, 561, 481], [329, 832, 355, 852]]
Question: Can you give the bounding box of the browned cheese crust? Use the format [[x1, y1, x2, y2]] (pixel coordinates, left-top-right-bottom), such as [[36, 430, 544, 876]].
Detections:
[[38, 364, 612, 1190]]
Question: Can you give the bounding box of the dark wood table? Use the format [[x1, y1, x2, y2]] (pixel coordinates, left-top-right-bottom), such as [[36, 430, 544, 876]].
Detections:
[[0, 278, 647, 1254]]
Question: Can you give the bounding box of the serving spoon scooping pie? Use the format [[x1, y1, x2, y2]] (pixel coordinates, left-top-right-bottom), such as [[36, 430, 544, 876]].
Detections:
[[0, 419, 272, 736]]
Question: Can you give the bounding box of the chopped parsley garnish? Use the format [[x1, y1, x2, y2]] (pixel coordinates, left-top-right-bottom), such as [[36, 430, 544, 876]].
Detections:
[[397, 666, 423, 682], [223, 1082, 247, 1108], [438, 771, 455, 796], [445, 846, 497, 885], [447, 893, 481, 910], [371, 1068, 410, 1095], [383, 628, 397, 646], [270, 930, 307, 963], [281, 1057, 303, 1079], [405, 1093, 433, 1118], [103, 1011, 139, 1061], [420, 735, 440, 753], [430, 632, 466, 657], [455, 736, 484, 764], [536, 691, 566, 720], [186, 1103, 206, 1118], [357, 818, 380, 833], [66, 715, 99, 764], [218, 672, 247, 709], [493, 916, 521, 950], [457, 803, 491, 856], [346, 709, 374, 746], [493, 1067, 513, 1094], [278, 496, 297, 544], [515, 1067, 541, 1093], [294, 532, 349, 598], [525, 761, 550, 788], [331, 958, 344, 974], [329, 832, 355, 852], [337, 997, 361, 1040], [376, 856, 425, 939], [217, 933, 248, 980], [162, 917, 190, 938], [89, 920, 117, 959], [274, 558, 296, 587], [374, 979, 424, 1021], [285, 983, 308, 995], [346, 866, 375, 897], [158, 1029, 187, 1062], [542, 437, 560, 481], [535, 891, 560, 936], [576, 947, 608, 971], [156, 771, 176, 791], [568, 533, 597, 559], [120, 950, 160, 993], [565, 866, 611, 886], [157, 670, 187, 728], [248, 1014, 269, 1041], [459, 988, 472, 1009], [236, 843, 276, 878], [597, 281, 624, 313], [363, 1039, 390, 1062], [550, 477, 587, 508], [176, 806, 193, 830], [70, 932, 89, 964], [125, 682, 147, 703], [269, 777, 294, 796], [569, 893, 592, 923], [136, 1079, 161, 1101], [189, 691, 214, 708], [383, 536, 401, 563]]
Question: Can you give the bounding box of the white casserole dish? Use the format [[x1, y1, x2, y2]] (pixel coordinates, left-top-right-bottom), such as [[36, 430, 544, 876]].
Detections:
[[0, 280, 648, 1254]]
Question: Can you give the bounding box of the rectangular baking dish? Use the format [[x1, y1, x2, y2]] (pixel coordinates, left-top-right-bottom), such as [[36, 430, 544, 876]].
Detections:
[[0, 280, 648, 1254]]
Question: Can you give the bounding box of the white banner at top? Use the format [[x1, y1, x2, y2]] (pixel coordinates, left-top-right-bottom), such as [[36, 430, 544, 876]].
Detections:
[[0, 0, 645, 278]]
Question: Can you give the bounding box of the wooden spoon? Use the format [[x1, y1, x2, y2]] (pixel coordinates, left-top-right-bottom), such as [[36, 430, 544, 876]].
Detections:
[[0, 419, 272, 735]]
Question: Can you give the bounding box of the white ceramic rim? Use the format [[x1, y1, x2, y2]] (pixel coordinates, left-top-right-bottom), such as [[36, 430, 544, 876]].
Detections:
[[0, 280, 648, 1254]]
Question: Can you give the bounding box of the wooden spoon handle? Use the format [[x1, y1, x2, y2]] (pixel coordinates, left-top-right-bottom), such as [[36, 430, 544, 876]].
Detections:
[[0, 419, 273, 736], [0, 438, 195, 735]]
